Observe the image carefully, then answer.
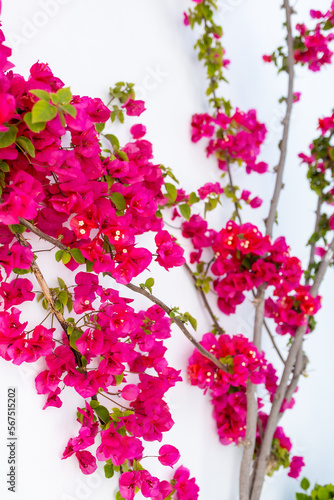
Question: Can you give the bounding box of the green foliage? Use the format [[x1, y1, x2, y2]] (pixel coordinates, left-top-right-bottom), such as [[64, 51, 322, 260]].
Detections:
[[16, 136, 36, 157], [94, 405, 111, 425], [24, 112, 46, 132], [104, 463, 114, 479], [169, 307, 197, 331], [110, 192, 126, 211], [32, 100, 57, 123], [0, 125, 18, 148], [165, 182, 178, 203], [139, 277, 155, 294], [296, 478, 334, 500], [179, 203, 191, 220], [109, 82, 135, 103]]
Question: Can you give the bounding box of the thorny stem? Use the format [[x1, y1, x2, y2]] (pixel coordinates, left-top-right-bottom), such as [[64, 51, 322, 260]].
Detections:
[[250, 236, 334, 500], [184, 263, 225, 335], [18, 218, 68, 250], [15, 232, 82, 368]]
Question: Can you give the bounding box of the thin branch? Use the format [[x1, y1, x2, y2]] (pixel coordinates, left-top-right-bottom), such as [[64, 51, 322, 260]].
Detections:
[[265, 0, 295, 239], [104, 272, 228, 372], [15, 232, 82, 368], [239, 283, 266, 500], [263, 319, 285, 364], [250, 235, 334, 500], [239, 380, 258, 500], [226, 157, 242, 224], [183, 263, 225, 335], [18, 218, 68, 250], [305, 196, 323, 286]]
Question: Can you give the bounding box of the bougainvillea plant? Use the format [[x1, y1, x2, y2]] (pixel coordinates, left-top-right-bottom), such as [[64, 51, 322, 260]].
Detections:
[[1, 0, 334, 499]]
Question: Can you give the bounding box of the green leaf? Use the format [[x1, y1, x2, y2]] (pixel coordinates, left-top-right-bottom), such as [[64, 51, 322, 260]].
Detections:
[[70, 248, 85, 264], [61, 104, 77, 118], [54, 299, 62, 311], [145, 277, 155, 288], [117, 150, 128, 161], [301, 478, 311, 492], [114, 374, 124, 386], [179, 203, 191, 220], [16, 136, 36, 158], [69, 329, 83, 351], [188, 192, 200, 204], [62, 252, 71, 265], [0, 161, 9, 172], [318, 487, 330, 500], [57, 277, 66, 289], [105, 134, 120, 150], [86, 260, 94, 272], [13, 268, 31, 275], [185, 312, 197, 331], [56, 87, 72, 104], [55, 250, 64, 263], [57, 291, 68, 306], [0, 125, 18, 148], [104, 463, 114, 479], [116, 492, 127, 500], [8, 224, 26, 234], [95, 122, 105, 133], [89, 400, 99, 409], [50, 93, 60, 105], [24, 112, 46, 133], [296, 493, 311, 499], [165, 182, 177, 203], [29, 89, 50, 101], [94, 405, 110, 424], [110, 192, 126, 211], [32, 100, 57, 123]]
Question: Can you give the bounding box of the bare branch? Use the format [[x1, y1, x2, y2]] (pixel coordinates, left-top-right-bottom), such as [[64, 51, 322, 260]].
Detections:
[[305, 197, 323, 286], [239, 283, 266, 499], [263, 319, 285, 364], [18, 218, 68, 250], [239, 380, 258, 500], [226, 157, 242, 224], [183, 263, 225, 335], [265, 0, 295, 239]]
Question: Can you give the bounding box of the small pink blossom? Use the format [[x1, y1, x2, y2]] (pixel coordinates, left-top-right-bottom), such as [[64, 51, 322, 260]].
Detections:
[[288, 456, 305, 478], [158, 444, 180, 468], [121, 96, 146, 116]]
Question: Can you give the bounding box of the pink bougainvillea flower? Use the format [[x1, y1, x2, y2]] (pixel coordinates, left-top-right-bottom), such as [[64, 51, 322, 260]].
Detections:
[[158, 444, 180, 468], [119, 471, 141, 500], [75, 450, 97, 475], [288, 456, 305, 478], [183, 12, 190, 26], [121, 96, 146, 116], [155, 230, 185, 270], [130, 123, 146, 139], [293, 92, 301, 102], [173, 466, 199, 499], [121, 384, 140, 401]]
